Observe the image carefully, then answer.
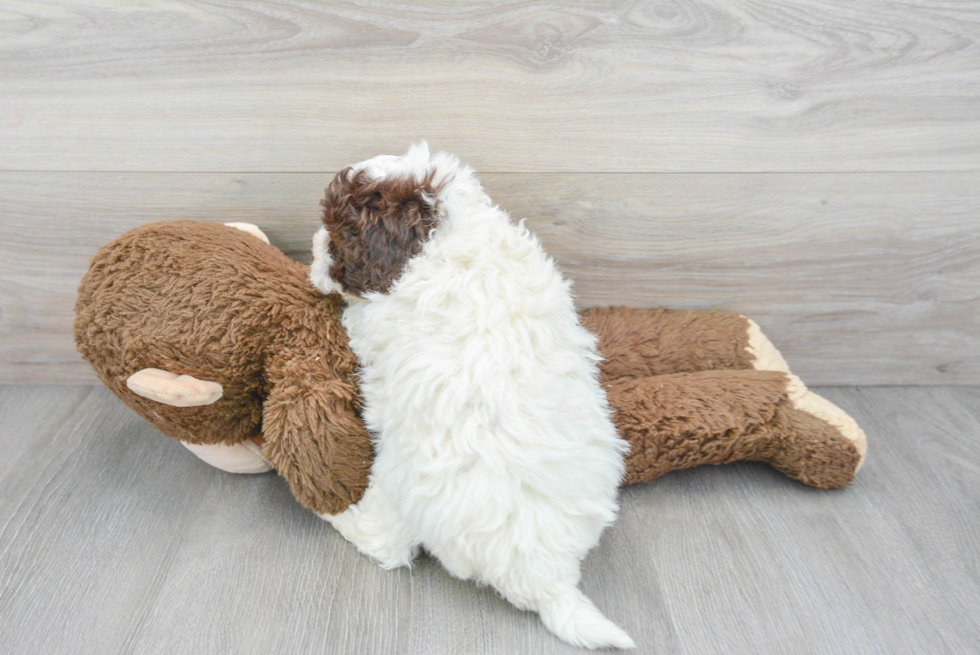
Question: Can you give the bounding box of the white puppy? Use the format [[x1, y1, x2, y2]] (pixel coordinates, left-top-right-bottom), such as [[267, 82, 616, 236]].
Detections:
[[310, 143, 633, 649]]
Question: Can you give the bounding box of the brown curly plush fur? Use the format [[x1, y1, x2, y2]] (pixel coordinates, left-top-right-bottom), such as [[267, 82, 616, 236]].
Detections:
[[75, 221, 371, 514], [75, 221, 862, 517], [605, 368, 859, 490], [582, 306, 756, 379], [582, 307, 861, 489]]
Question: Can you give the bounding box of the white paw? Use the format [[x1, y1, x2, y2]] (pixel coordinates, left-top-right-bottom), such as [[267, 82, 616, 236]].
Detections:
[[324, 512, 419, 568], [321, 485, 419, 569], [373, 542, 420, 570]]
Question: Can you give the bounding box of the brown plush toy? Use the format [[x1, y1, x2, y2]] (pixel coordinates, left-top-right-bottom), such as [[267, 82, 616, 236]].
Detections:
[[74, 221, 866, 520]]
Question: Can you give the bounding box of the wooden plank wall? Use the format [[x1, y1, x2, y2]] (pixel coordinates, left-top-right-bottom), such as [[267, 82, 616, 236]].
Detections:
[[1, 1, 978, 385]]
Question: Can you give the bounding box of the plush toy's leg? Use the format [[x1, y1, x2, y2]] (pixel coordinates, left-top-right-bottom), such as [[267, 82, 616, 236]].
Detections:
[[180, 438, 272, 474], [781, 375, 867, 472], [607, 369, 864, 489], [582, 306, 804, 377], [582, 306, 757, 380], [584, 306, 867, 479], [223, 222, 270, 244], [737, 317, 868, 469]]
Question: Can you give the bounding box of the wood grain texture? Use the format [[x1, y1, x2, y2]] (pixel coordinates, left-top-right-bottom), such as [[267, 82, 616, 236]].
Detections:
[[2, 0, 979, 173], [1, 171, 977, 385], [1, 384, 978, 654]]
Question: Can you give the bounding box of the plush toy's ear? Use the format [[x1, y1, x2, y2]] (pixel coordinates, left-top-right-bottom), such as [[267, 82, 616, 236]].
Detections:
[[126, 368, 223, 407], [318, 167, 441, 296], [261, 360, 372, 515]]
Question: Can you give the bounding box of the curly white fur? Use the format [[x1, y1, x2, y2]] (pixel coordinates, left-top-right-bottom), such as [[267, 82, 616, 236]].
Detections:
[[311, 143, 634, 649]]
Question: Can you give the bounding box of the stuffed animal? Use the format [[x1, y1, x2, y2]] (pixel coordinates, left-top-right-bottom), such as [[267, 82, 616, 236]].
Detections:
[[74, 220, 867, 520]]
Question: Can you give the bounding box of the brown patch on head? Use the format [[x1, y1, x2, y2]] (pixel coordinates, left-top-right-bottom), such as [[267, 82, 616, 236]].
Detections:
[[321, 167, 443, 296]]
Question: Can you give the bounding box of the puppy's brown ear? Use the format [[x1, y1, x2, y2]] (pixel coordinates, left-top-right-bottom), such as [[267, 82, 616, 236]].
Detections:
[[320, 167, 441, 296]]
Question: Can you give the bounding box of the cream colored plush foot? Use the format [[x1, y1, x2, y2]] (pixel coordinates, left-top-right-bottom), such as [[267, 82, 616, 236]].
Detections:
[[744, 317, 867, 471], [224, 222, 270, 244], [127, 368, 223, 407], [744, 317, 791, 373], [786, 374, 868, 471], [181, 440, 272, 474]]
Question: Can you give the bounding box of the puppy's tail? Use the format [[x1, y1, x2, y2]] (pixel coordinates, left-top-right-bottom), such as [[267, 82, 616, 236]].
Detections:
[[536, 584, 636, 650]]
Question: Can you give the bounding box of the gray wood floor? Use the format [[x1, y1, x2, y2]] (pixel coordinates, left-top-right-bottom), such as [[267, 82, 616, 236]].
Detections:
[[1, 385, 977, 654]]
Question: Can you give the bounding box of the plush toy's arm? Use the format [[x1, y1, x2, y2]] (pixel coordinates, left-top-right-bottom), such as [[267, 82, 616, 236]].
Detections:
[[261, 361, 372, 516], [607, 369, 864, 489]]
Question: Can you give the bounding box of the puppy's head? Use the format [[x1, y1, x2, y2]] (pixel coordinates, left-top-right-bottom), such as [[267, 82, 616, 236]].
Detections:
[[311, 142, 449, 298]]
